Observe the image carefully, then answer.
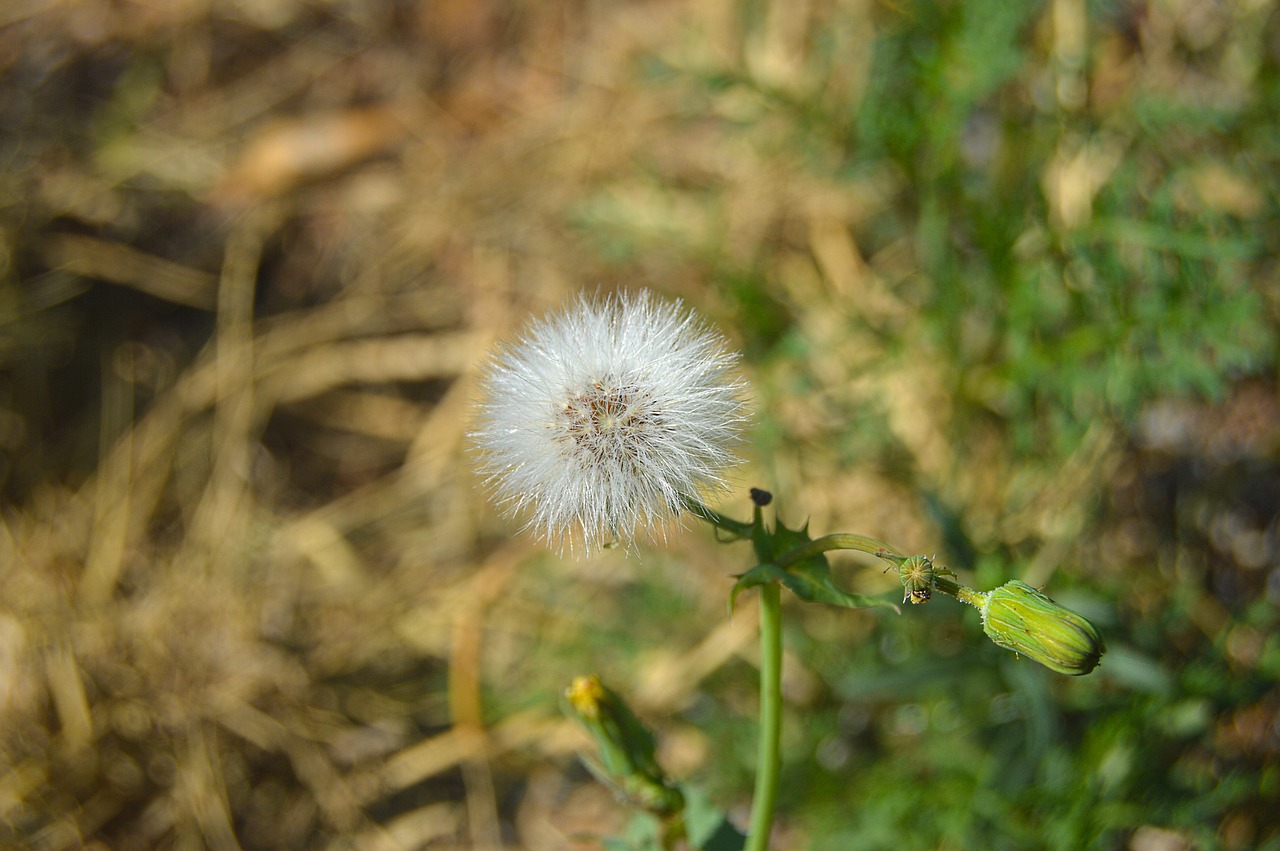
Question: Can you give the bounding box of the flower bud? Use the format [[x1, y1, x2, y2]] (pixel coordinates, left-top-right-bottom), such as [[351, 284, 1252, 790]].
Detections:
[[876, 552, 954, 605], [898, 555, 951, 604], [980, 581, 1105, 676], [564, 675, 684, 815]]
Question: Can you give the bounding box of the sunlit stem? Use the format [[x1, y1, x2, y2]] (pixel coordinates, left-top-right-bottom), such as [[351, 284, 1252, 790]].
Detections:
[[745, 581, 782, 851], [683, 496, 754, 538], [773, 533, 904, 570], [742, 497, 781, 851], [934, 576, 988, 609]]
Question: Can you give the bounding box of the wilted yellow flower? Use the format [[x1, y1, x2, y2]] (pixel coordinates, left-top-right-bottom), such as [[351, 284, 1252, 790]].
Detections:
[[563, 675, 684, 815], [566, 675, 608, 720]]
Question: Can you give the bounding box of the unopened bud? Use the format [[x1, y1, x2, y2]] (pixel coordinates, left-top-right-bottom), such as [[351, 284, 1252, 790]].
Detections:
[[564, 675, 684, 815], [876, 551, 954, 605], [980, 581, 1105, 676]]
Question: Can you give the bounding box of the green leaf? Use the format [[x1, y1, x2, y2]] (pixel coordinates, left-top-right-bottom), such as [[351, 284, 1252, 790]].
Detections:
[[682, 784, 747, 851], [603, 814, 667, 851], [730, 519, 900, 614]]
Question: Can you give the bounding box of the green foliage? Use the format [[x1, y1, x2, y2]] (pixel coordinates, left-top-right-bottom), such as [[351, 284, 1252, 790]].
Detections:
[[730, 517, 900, 614], [602, 787, 747, 851], [846, 0, 1278, 451], [563, 0, 1280, 846]]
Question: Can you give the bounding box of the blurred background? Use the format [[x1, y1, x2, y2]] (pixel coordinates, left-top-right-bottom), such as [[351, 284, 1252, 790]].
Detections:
[[1, 0, 1278, 848]]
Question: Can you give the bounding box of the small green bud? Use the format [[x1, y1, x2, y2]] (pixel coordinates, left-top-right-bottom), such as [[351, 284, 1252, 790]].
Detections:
[[564, 675, 685, 815], [876, 551, 955, 605], [899, 555, 933, 604], [980, 581, 1105, 676]]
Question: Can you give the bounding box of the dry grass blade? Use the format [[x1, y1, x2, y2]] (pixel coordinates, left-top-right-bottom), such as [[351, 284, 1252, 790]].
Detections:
[[39, 234, 218, 310]]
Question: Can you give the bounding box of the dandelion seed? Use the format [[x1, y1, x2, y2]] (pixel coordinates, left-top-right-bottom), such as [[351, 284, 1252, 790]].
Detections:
[[472, 290, 747, 553]]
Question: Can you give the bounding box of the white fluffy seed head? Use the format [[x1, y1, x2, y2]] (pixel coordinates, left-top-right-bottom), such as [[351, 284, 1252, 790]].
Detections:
[[472, 290, 747, 554]]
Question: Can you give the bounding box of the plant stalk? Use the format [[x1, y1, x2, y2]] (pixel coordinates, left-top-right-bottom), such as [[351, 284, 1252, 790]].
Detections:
[[934, 576, 988, 609], [745, 582, 783, 851], [773, 533, 904, 569], [683, 496, 754, 538]]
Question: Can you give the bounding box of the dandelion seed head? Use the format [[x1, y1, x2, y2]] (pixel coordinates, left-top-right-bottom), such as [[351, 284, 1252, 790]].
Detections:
[[472, 290, 747, 554]]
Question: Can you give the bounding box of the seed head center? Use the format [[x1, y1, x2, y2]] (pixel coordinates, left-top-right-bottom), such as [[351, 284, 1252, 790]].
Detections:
[[556, 379, 653, 457]]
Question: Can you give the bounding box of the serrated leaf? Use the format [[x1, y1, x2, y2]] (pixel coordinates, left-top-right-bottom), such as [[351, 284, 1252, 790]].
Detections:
[[730, 519, 900, 614]]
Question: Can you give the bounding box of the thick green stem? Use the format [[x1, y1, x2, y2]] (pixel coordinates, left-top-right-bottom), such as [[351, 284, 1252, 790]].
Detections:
[[745, 582, 783, 851]]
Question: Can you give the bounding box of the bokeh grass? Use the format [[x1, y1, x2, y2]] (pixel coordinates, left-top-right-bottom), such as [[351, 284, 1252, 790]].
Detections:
[[2, 0, 1278, 849]]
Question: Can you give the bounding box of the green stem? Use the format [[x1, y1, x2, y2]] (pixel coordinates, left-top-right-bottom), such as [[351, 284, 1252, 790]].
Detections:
[[683, 496, 754, 538], [934, 576, 987, 609], [745, 582, 783, 851], [773, 533, 904, 570]]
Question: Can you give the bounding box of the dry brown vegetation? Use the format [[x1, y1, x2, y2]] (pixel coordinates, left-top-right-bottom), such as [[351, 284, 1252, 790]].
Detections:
[[0, 2, 833, 847], [3, 0, 1279, 849]]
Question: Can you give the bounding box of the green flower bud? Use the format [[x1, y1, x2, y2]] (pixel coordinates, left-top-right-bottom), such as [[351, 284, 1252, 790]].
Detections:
[[876, 552, 955, 605], [564, 675, 685, 815], [980, 581, 1105, 676], [898, 555, 933, 604]]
